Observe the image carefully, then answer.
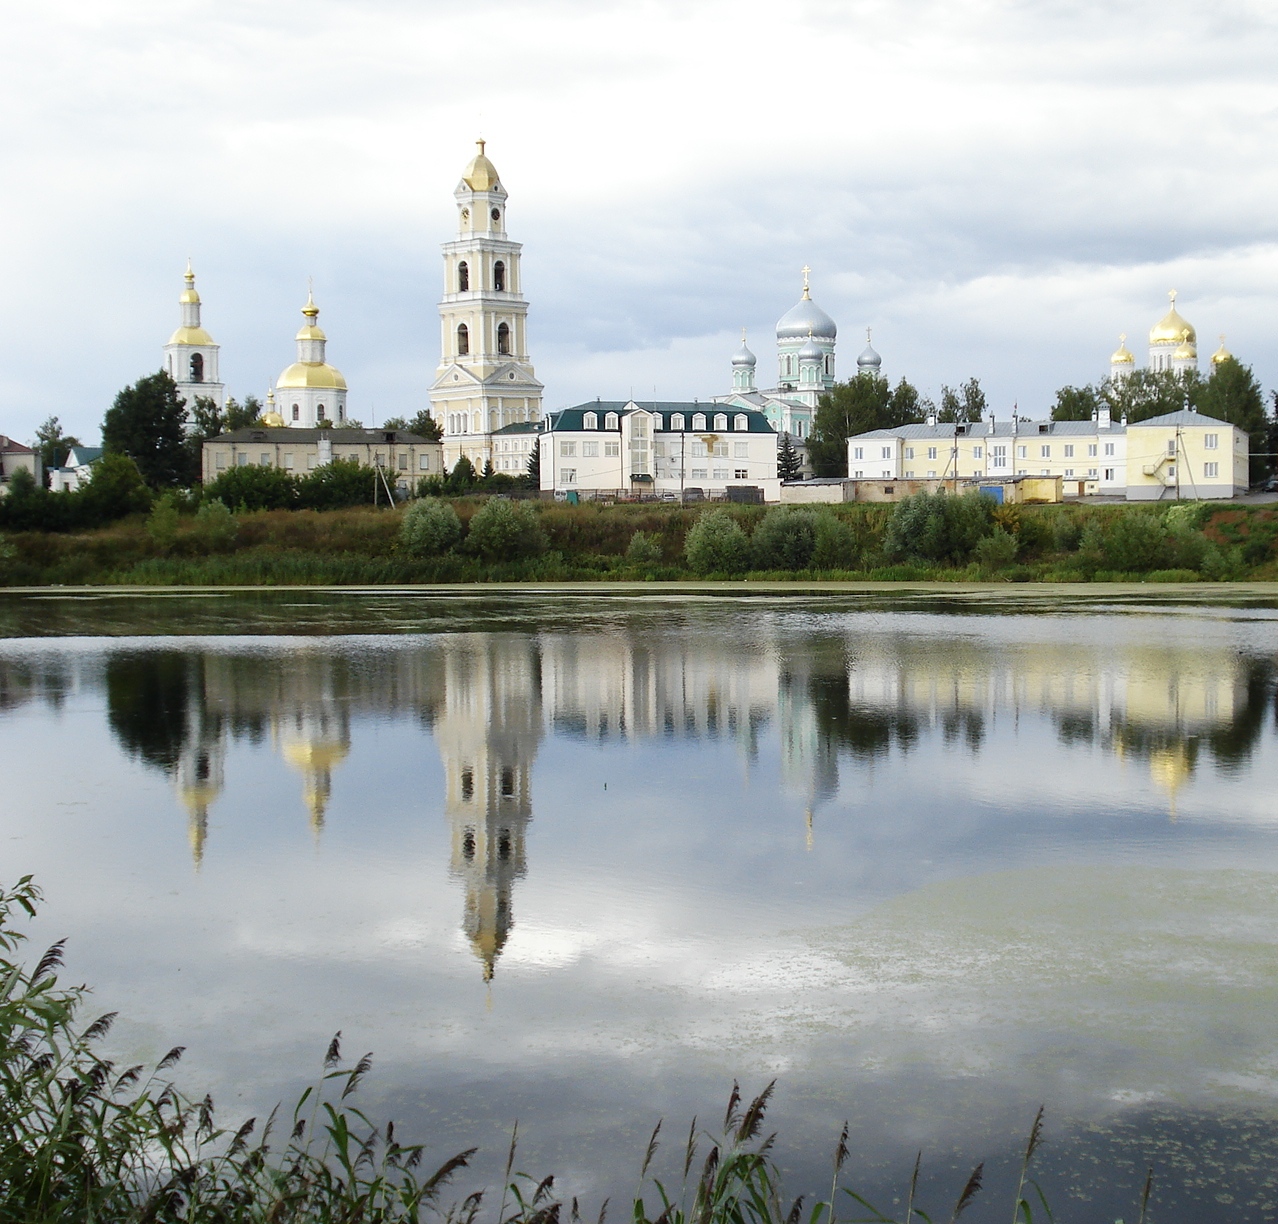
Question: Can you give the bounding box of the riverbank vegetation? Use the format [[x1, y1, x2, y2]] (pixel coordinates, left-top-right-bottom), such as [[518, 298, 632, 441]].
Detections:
[[0, 875, 1156, 1224], [0, 489, 1276, 586]]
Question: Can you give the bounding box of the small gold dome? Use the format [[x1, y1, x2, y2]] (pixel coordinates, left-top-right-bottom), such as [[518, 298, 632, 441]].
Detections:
[[1173, 332, 1197, 361], [1110, 333, 1135, 365], [276, 362, 348, 390], [179, 261, 200, 304], [1211, 335, 1233, 365], [168, 325, 215, 346], [1150, 291, 1197, 345], [462, 139, 500, 191], [260, 411, 286, 427]]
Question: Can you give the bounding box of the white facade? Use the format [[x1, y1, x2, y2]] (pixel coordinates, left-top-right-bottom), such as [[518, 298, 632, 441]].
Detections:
[[539, 401, 780, 501], [429, 142, 543, 471], [273, 293, 349, 428], [163, 263, 225, 410]]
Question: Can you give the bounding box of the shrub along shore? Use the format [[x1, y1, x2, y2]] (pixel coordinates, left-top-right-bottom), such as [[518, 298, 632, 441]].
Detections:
[[0, 490, 1276, 587]]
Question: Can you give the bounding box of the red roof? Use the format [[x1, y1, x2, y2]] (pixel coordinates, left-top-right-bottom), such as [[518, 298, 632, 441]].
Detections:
[[0, 436, 33, 454]]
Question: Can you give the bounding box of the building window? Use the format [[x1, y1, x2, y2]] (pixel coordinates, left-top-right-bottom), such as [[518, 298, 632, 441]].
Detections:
[[854, 446, 864, 460], [317, 404, 326, 420], [714, 413, 728, 431], [1205, 461, 1219, 478], [583, 411, 597, 429], [560, 441, 576, 457], [1167, 440, 1177, 457], [713, 467, 729, 479], [692, 413, 706, 430], [457, 324, 469, 355], [652, 416, 663, 430], [927, 470, 936, 478], [734, 414, 748, 431], [236, 453, 248, 466], [292, 404, 300, 421], [992, 446, 1006, 467], [1167, 465, 1176, 477], [398, 454, 408, 470], [605, 412, 619, 429], [374, 453, 385, 467], [1064, 444, 1074, 458], [605, 441, 620, 457], [458, 261, 469, 292], [284, 453, 295, 470], [582, 441, 599, 457], [973, 446, 982, 458], [497, 322, 510, 355], [735, 468, 748, 479], [1040, 445, 1051, 458], [215, 452, 226, 469], [1017, 445, 1027, 459], [1088, 444, 1097, 457], [904, 447, 914, 460], [419, 454, 430, 470], [190, 353, 204, 382], [1205, 433, 1219, 450], [690, 439, 707, 458], [494, 261, 505, 291], [734, 441, 748, 458], [882, 446, 893, 459], [1103, 467, 1115, 481], [691, 467, 708, 479], [1088, 467, 1098, 477], [927, 446, 937, 460], [307, 454, 317, 469], [1064, 468, 1074, 477], [562, 468, 577, 484], [671, 414, 685, 430]]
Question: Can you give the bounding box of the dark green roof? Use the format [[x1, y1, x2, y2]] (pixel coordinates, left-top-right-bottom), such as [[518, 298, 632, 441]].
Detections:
[[492, 422, 542, 435], [545, 401, 775, 434]]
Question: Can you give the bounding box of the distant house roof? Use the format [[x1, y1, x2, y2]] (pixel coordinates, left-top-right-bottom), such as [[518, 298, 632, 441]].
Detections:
[[1128, 409, 1236, 429], [851, 419, 1127, 441], [492, 422, 542, 436], [64, 445, 103, 467], [544, 401, 776, 434], [0, 435, 33, 454], [209, 427, 437, 444]]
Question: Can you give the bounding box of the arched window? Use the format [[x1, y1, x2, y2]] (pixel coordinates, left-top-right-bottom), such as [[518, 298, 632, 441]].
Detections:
[[292, 404, 300, 421], [317, 404, 326, 420], [652, 415, 662, 430], [494, 261, 506, 291], [605, 412, 619, 430], [734, 414, 748, 431], [714, 413, 728, 431], [457, 323, 469, 355], [497, 322, 510, 355], [337, 405, 343, 421], [693, 413, 707, 431], [583, 411, 598, 429], [190, 353, 204, 382], [671, 413, 685, 430], [458, 261, 469, 292]]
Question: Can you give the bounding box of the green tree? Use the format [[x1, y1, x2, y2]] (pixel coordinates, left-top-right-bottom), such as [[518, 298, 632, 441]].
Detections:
[[684, 508, 750, 574], [1103, 369, 1197, 424], [188, 395, 224, 441], [224, 396, 263, 432], [465, 497, 547, 561], [34, 416, 80, 482], [626, 530, 662, 567], [296, 458, 381, 510], [400, 497, 462, 556], [146, 493, 181, 555], [381, 410, 442, 440], [78, 453, 152, 522], [525, 443, 541, 488], [751, 507, 818, 570], [808, 373, 926, 476], [446, 455, 478, 492], [1197, 357, 1268, 481], [194, 498, 239, 552], [102, 371, 191, 488], [203, 464, 297, 511], [1051, 385, 1100, 422], [777, 433, 803, 481], [482, 458, 496, 480], [882, 490, 995, 565], [938, 377, 986, 424]]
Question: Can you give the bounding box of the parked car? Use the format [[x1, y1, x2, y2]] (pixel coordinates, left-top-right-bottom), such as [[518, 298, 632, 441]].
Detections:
[[682, 487, 705, 503]]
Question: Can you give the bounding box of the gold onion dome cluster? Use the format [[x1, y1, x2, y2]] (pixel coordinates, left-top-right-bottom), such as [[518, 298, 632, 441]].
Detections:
[[462, 139, 500, 191], [276, 293, 347, 390], [1110, 334, 1135, 365]]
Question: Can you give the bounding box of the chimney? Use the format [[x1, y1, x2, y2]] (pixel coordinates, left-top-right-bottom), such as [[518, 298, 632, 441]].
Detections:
[[1098, 403, 1111, 430], [926, 407, 937, 428], [987, 414, 995, 435]]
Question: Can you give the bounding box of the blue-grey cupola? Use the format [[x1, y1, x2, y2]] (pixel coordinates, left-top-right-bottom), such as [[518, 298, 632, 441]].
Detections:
[[775, 267, 836, 402], [856, 327, 882, 374], [732, 329, 757, 392]]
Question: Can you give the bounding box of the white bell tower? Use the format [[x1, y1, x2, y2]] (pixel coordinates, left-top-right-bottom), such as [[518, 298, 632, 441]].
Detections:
[[429, 141, 544, 470], [163, 262, 225, 410]]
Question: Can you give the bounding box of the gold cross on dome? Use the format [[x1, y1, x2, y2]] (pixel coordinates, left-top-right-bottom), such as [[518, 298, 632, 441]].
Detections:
[[802, 265, 811, 290], [1169, 288, 1177, 305]]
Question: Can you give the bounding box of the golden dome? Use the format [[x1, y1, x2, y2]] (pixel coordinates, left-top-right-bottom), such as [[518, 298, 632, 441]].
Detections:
[[1211, 335, 1233, 365], [295, 290, 326, 341], [180, 260, 200, 304], [1110, 333, 1135, 365], [461, 139, 500, 191], [1149, 290, 1196, 345], [260, 411, 286, 427], [276, 362, 347, 390], [168, 325, 215, 346], [1173, 334, 1197, 361]]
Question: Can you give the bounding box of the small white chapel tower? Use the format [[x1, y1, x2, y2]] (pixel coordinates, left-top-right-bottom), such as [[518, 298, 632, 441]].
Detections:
[[429, 141, 543, 470], [164, 262, 225, 409]]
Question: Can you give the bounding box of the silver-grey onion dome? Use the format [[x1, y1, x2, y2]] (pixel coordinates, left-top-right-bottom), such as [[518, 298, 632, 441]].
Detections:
[[857, 342, 881, 370], [732, 340, 757, 367], [777, 295, 837, 341], [798, 334, 824, 361]]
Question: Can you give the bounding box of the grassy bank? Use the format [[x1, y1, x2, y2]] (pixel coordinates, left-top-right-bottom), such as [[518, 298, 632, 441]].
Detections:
[[0, 875, 1156, 1224], [1, 497, 1276, 586]]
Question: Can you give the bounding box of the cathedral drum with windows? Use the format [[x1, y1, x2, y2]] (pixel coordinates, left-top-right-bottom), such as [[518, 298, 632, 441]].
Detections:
[[275, 291, 349, 427], [429, 141, 544, 470]]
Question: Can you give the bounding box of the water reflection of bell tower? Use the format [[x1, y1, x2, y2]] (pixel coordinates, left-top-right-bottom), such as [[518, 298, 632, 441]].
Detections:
[[175, 727, 225, 866], [280, 707, 351, 836], [436, 639, 542, 981]]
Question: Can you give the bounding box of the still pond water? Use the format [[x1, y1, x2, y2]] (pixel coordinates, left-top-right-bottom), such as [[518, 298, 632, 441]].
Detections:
[[2, 588, 1278, 1220]]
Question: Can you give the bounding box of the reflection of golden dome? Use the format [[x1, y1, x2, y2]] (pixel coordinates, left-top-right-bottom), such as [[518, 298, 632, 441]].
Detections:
[[1150, 745, 1191, 819], [1150, 291, 1196, 345], [283, 740, 349, 772], [275, 363, 347, 390], [461, 139, 500, 192], [179, 783, 219, 866], [1110, 334, 1135, 365], [1211, 335, 1233, 365]]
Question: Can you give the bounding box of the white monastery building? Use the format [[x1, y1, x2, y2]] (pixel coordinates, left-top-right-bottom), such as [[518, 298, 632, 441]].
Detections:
[[428, 141, 543, 470], [539, 401, 779, 501], [164, 262, 225, 410]]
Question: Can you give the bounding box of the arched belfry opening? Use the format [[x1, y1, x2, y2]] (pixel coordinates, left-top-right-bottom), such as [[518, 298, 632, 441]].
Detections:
[[494, 261, 506, 292], [457, 324, 469, 356], [190, 353, 204, 383], [458, 262, 469, 292], [497, 322, 510, 355]]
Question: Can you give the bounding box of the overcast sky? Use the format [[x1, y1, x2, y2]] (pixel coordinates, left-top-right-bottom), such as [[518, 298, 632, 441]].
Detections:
[[2, 0, 1277, 444]]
